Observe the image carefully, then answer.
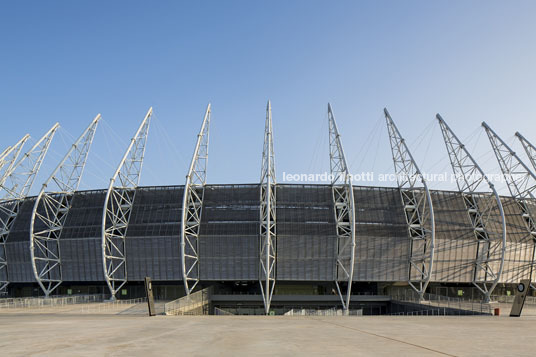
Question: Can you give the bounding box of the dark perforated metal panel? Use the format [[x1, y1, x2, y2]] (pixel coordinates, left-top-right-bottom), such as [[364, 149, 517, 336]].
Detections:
[[353, 187, 408, 282], [1, 184, 534, 285], [125, 186, 183, 281], [4, 199, 35, 282], [276, 185, 337, 281], [199, 185, 259, 280], [500, 197, 534, 283], [430, 191, 476, 283]]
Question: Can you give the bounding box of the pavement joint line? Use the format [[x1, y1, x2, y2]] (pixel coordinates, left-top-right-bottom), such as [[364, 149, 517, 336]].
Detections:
[[312, 317, 458, 357]]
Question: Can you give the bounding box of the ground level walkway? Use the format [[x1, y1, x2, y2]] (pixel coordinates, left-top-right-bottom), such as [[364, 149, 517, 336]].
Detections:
[[1, 313, 535, 356]]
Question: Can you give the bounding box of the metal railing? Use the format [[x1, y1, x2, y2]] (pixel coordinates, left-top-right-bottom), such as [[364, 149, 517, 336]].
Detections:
[[165, 287, 212, 316], [490, 295, 536, 304], [79, 298, 147, 314], [214, 307, 234, 315], [391, 290, 492, 315], [0, 294, 105, 309], [284, 308, 363, 316], [390, 308, 447, 316]]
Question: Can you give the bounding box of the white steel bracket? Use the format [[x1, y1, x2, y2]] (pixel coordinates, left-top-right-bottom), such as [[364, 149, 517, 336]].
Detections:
[[0, 125, 59, 294], [437, 114, 505, 302], [102, 108, 152, 299], [328, 104, 356, 313], [0, 134, 30, 186], [516, 132, 536, 172], [30, 115, 101, 297], [181, 104, 211, 295], [259, 101, 276, 314], [484, 123, 536, 288], [384, 108, 435, 301]]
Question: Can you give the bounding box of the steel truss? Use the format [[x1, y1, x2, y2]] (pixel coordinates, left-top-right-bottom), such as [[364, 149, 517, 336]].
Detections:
[[483, 123, 536, 287], [181, 104, 211, 295], [328, 104, 356, 313], [0, 134, 30, 184], [516, 132, 536, 172], [0, 147, 9, 162], [0, 124, 59, 294], [0, 147, 8, 160], [102, 109, 152, 299], [259, 101, 276, 314], [437, 115, 505, 302], [30, 115, 101, 297], [384, 109, 435, 300]]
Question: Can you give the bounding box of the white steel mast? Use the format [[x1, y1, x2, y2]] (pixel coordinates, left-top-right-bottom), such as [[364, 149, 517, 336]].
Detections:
[[437, 115, 505, 301], [102, 108, 152, 299], [516, 131, 536, 172], [0, 124, 59, 294], [328, 103, 356, 313], [181, 104, 211, 295], [30, 115, 101, 297], [259, 100, 277, 314], [483, 122, 536, 287], [384, 108, 435, 301], [0, 134, 30, 185]]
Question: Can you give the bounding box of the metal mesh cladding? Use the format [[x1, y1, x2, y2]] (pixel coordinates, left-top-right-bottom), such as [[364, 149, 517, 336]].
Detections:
[[0, 184, 534, 284]]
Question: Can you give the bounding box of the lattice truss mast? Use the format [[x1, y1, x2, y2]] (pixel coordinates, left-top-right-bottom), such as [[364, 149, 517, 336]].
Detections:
[[30, 115, 101, 297], [0, 134, 31, 295], [0, 125, 58, 294], [384, 108, 435, 300], [259, 101, 276, 314], [484, 123, 536, 287], [0, 134, 30, 183], [437, 115, 505, 301], [516, 132, 536, 172], [181, 104, 211, 295], [328, 104, 356, 313], [102, 108, 152, 299], [516, 133, 536, 280]]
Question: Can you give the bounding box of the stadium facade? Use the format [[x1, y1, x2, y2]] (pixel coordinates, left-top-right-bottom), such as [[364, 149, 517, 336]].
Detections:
[[1, 103, 536, 315]]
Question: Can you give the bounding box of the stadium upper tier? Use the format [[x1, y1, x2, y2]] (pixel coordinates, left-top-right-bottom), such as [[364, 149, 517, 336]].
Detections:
[[2, 183, 532, 284]]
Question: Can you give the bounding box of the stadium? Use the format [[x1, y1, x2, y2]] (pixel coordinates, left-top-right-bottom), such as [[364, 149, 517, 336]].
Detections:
[[1, 103, 535, 316]]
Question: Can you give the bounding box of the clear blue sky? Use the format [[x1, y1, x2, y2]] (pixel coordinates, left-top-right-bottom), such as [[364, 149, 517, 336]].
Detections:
[[1, 0, 535, 195]]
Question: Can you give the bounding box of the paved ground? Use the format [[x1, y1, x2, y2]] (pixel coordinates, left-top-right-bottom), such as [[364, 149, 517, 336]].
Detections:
[[1, 313, 535, 356]]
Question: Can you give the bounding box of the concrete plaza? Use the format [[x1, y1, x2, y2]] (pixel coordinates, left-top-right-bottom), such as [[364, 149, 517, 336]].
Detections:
[[1, 313, 535, 356]]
